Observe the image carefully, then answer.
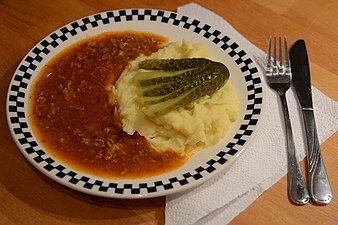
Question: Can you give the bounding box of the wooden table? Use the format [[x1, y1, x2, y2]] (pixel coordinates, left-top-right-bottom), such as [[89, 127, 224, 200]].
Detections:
[[1, 0, 337, 224]]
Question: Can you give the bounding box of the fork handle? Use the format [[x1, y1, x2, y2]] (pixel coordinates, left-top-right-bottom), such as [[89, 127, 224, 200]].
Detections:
[[279, 92, 310, 205], [302, 110, 332, 204]]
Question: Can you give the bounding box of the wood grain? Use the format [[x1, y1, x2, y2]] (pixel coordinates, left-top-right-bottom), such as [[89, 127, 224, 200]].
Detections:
[[0, 0, 337, 224]]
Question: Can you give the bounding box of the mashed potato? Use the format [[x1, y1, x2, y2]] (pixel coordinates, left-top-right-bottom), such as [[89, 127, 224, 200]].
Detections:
[[115, 40, 239, 154]]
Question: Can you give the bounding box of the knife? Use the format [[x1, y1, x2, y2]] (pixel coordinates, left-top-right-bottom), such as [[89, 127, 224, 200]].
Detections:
[[290, 39, 332, 205]]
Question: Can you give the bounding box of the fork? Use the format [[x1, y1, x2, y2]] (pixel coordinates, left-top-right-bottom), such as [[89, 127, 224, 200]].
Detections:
[[265, 36, 310, 205]]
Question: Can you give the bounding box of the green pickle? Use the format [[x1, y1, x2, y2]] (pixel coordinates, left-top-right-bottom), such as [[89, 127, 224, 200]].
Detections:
[[133, 58, 230, 117]]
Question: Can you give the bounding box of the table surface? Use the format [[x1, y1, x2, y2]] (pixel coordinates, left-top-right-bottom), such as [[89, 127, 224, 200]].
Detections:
[[1, 0, 337, 224]]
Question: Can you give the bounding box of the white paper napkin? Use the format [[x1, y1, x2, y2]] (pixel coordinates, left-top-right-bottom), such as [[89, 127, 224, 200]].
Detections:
[[165, 3, 338, 225]]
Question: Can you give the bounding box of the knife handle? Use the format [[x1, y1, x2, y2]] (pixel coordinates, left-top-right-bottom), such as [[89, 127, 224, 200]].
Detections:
[[302, 110, 332, 204]]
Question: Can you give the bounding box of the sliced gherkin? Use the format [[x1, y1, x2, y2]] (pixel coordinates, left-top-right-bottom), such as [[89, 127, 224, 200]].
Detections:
[[139, 58, 214, 71], [134, 58, 230, 117], [134, 68, 197, 87]]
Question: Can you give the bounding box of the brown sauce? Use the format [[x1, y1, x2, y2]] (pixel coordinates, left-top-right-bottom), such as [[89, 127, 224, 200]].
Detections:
[[29, 31, 188, 178]]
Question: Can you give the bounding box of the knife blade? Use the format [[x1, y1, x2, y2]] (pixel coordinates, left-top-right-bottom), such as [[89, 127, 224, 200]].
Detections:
[[290, 39, 332, 205]]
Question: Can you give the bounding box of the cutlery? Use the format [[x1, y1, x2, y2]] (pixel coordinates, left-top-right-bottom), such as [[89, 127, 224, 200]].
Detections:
[[290, 39, 332, 205], [265, 36, 310, 205]]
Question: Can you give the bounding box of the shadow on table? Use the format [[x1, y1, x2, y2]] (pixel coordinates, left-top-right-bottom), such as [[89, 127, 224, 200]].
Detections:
[[0, 61, 164, 225]]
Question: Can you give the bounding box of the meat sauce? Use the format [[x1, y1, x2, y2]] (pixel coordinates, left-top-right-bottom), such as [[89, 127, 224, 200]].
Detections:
[[29, 31, 188, 178]]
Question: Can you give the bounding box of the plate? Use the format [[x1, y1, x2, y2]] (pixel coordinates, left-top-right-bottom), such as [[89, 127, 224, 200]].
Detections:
[[6, 9, 263, 199]]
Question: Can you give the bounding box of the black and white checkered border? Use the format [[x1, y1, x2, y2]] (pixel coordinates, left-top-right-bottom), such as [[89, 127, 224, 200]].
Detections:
[[7, 9, 262, 197]]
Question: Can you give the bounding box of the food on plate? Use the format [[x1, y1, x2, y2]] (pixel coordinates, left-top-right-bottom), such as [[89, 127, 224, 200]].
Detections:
[[29, 31, 238, 179], [133, 58, 230, 117], [29, 31, 188, 178], [115, 41, 239, 154]]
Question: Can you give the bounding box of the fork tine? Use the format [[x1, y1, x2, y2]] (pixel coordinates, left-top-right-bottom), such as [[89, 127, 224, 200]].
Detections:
[[267, 36, 272, 66], [279, 36, 282, 66], [273, 36, 277, 67], [284, 36, 290, 68]]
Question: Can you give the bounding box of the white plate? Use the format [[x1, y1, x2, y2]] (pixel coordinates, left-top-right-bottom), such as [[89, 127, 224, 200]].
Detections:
[[6, 9, 263, 199]]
